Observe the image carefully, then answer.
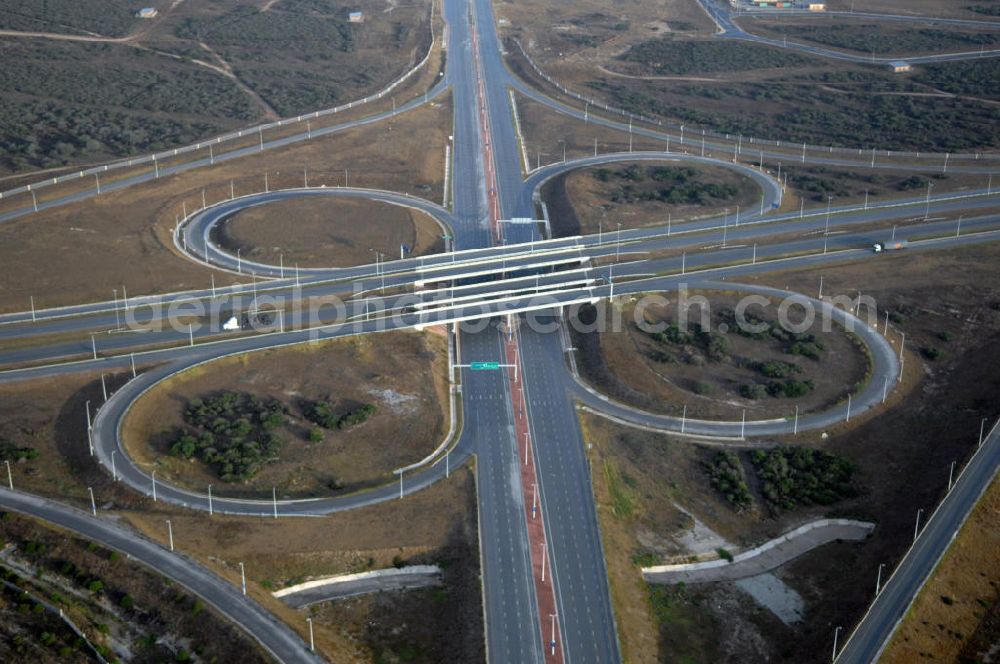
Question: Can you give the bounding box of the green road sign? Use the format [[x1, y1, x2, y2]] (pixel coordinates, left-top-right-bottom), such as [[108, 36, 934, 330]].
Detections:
[[470, 361, 500, 370]]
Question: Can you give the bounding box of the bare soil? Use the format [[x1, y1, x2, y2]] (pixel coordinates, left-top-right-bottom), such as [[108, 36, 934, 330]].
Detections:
[[544, 161, 761, 237], [581, 241, 1000, 662], [0, 92, 452, 314], [570, 291, 870, 420], [215, 195, 446, 268], [122, 331, 450, 499]]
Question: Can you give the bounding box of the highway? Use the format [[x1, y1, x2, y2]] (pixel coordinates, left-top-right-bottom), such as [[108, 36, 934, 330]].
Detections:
[[0, 487, 323, 664], [0, 0, 997, 661], [836, 420, 1000, 663]]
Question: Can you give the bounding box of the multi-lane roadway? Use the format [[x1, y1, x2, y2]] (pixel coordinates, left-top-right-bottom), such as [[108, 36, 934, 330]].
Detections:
[[1, 0, 999, 662]]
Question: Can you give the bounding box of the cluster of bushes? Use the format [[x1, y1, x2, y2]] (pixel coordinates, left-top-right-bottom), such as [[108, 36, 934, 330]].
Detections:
[[0, 441, 38, 461], [774, 23, 1000, 55], [305, 401, 377, 431], [0, 0, 139, 37], [0, 40, 257, 173], [750, 447, 856, 511], [586, 66, 1000, 151], [704, 451, 752, 510], [740, 378, 814, 400], [592, 164, 740, 206], [648, 323, 729, 361], [169, 392, 287, 483], [620, 38, 820, 75]]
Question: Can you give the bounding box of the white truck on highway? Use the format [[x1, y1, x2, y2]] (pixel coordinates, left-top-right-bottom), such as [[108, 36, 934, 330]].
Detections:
[[872, 240, 908, 253]]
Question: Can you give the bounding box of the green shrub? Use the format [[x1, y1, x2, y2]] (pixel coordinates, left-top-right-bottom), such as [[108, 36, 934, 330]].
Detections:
[[750, 447, 856, 511], [740, 383, 767, 400], [716, 547, 734, 563], [308, 428, 324, 443], [705, 451, 752, 510], [169, 392, 286, 482], [922, 346, 942, 360], [336, 404, 376, 429]]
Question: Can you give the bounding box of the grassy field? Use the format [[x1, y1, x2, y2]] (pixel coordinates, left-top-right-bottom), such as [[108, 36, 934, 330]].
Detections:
[[881, 473, 1000, 663], [582, 413, 795, 663], [0, 0, 434, 175], [620, 38, 823, 74], [216, 196, 446, 268], [0, 354, 481, 662], [568, 291, 871, 420], [0, 0, 142, 36], [0, 38, 260, 175], [542, 161, 761, 237], [581, 242, 1000, 662], [743, 18, 1000, 56], [505, 3, 1000, 151], [0, 511, 268, 663], [0, 90, 451, 314], [122, 331, 450, 499], [823, 0, 1000, 19]]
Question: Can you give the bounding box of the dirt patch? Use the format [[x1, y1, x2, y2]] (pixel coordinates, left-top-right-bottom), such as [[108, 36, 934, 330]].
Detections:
[[543, 161, 761, 237], [215, 195, 445, 268], [0, 91, 452, 314], [121, 331, 449, 499], [570, 291, 871, 420]]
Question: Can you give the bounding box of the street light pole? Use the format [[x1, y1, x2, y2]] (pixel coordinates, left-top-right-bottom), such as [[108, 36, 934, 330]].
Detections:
[[307, 617, 315, 652], [876, 562, 885, 595], [914, 508, 923, 541], [239, 562, 247, 596], [88, 487, 97, 516], [166, 520, 174, 551], [832, 626, 842, 662], [208, 484, 213, 516]]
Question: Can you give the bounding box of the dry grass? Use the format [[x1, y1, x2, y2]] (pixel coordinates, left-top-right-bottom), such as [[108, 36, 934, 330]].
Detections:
[[881, 472, 1000, 663], [581, 411, 791, 663], [216, 196, 446, 268], [570, 292, 870, 420], [544, 161, 762, 237], [580, 243, 1000, 661], [120, 464, 483, 664], [0, 91, 452, 314], [515, 91, 668, 174], [121, 331, 450, 499]]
